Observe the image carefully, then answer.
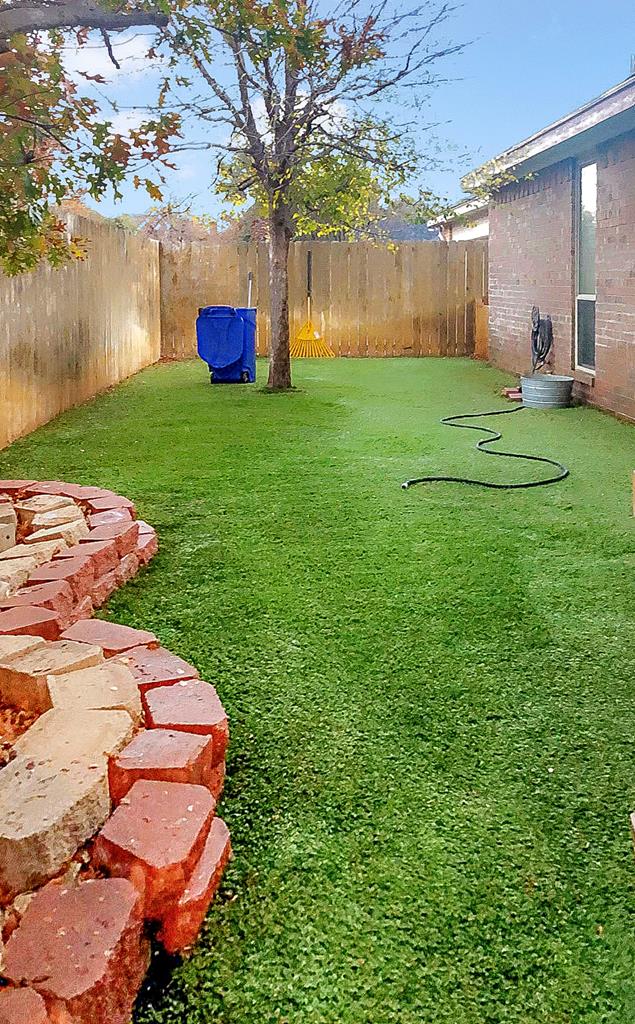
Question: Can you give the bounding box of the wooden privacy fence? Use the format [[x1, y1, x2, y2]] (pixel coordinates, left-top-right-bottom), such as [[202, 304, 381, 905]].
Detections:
[[160, 239, 488, 360], [0, 213, 160, 450], [0, 228, 487, 450]]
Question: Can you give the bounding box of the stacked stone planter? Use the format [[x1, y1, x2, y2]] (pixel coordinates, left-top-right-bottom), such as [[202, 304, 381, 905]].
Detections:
[[0, 480, 231, 1024]]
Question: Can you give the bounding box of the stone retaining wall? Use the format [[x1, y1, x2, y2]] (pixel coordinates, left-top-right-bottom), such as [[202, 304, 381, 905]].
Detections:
[[0, 480, 230, 1024]]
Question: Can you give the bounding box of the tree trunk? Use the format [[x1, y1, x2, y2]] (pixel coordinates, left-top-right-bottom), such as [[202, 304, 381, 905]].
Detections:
[[267, 207, 293, 390]]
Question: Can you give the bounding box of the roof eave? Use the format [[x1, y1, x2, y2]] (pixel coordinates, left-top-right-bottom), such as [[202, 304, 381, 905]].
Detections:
[[463, 75, 635, 192]]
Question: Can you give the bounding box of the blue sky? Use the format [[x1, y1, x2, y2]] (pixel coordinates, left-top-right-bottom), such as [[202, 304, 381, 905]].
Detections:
[[77, 0, 635, 221]]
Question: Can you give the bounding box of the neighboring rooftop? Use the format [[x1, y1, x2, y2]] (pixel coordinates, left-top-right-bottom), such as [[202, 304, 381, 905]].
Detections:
[[464, 73, 635, 188], [428, 196, 488, 230]]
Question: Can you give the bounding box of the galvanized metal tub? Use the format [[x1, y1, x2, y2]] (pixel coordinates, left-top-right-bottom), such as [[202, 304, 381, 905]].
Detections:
[[520, 374, 574, 409]]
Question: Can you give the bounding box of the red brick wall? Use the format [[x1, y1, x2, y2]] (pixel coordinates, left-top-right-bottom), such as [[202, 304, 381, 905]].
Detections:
[[595, 134, 635, 420], [488, 135, 635, 422], [489, 161, 575, 377]]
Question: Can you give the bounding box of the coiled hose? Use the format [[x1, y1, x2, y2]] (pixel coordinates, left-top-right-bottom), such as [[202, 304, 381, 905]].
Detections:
[[402, 405, 569, 491]]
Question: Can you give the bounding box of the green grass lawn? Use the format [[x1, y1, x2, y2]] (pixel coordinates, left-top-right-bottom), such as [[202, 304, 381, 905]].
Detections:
[[2, 357, 635, 1024]]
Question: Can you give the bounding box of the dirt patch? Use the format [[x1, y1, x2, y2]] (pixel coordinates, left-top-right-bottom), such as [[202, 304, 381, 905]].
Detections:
[[0, 705, 38, 766]]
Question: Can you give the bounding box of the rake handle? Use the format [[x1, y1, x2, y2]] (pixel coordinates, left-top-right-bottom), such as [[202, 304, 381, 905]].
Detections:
[[307, 249, 312, 320]]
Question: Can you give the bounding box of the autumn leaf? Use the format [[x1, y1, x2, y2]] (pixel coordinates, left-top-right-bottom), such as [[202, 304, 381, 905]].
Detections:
[[144, 180, 164, 201]]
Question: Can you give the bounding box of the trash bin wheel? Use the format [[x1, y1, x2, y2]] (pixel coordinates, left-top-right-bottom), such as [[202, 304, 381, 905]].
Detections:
[[209, 371, 214, 384], [241, 371, 250, 383]]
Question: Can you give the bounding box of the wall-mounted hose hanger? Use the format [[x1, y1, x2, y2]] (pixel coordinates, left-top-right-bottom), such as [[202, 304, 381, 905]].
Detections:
[[531, 305, 553, 372], [523, 304, 574, 409]]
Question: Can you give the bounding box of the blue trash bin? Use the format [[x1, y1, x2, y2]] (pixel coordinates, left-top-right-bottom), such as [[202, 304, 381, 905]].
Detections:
[[196, 305, 256, 383]]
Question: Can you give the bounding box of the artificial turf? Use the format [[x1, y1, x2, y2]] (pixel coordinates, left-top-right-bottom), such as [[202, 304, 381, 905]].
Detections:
[[1, 357, 634, 1024]]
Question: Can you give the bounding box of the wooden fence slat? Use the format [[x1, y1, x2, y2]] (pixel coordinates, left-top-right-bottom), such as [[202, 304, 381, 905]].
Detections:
[[366, 245, 386, 357], [343, 243, 354, 357], [457, 242, 468, 356], [328, 243, 347, 356], [400, 244, 414, 357], [290, 242, 304, 345], [453, 243, 462, 356], [357, 244, 369, 357], [465, 240, 484, 356], [418, 242, 433, 356], [311, 242, 330, 350], [391, 246, 402, 357], [256, 242, 269, 355]]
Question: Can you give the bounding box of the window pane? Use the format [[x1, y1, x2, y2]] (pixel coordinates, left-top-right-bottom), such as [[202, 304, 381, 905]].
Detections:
[[577, 297, 595, 368], [578, 163, 597, 295]]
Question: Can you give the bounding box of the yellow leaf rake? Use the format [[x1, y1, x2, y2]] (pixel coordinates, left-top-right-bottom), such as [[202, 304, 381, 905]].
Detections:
[[290, 249, 335, 358]]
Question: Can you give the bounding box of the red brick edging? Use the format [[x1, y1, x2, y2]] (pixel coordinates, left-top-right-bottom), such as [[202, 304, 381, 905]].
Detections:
[[0, 480, 231, 1024]]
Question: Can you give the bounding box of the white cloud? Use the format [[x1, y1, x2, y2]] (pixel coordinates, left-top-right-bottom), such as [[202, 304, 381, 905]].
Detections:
[[107, 109, 147, 137], [62, 31, 165, 85]]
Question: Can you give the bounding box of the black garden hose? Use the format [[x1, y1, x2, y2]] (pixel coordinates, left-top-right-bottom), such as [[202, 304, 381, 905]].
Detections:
[[402, 405, 569, 491]]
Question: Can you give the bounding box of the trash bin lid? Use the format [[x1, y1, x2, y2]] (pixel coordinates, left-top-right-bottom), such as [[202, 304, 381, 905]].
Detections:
[[196, 306, 244, 368]]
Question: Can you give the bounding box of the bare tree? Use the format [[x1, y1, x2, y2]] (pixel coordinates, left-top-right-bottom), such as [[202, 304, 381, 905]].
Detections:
[[155, 0, 463, 389]]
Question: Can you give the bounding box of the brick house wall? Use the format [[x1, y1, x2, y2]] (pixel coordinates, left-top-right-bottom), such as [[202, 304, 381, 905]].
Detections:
[[487, 133, 635, 421], [489, 162, 575, 377], [595, 134, 635, 420]]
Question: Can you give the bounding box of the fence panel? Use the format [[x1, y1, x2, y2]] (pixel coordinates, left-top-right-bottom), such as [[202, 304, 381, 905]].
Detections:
[[0, 213, 160, 450], [0, 227, 488, 452], [159, 239, 488, 361]]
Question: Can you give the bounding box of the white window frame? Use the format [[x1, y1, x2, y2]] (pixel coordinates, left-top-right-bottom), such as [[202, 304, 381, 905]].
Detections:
[[574, 161, 597, 374]]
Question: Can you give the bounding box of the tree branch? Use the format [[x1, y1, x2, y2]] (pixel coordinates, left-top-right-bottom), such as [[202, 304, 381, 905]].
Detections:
[[100, 28, 120, 68], [0, 1, 168, 42]]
